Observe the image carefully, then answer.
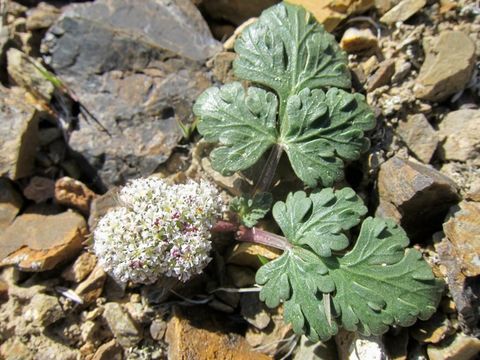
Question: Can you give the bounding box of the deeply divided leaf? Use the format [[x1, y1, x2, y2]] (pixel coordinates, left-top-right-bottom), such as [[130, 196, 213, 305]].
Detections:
[[257, 191, 444, 341], [230, 192, 273, 228], [234, 2, 351, 106]]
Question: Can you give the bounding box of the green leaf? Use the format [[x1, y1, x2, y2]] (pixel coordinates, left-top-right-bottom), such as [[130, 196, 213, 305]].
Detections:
[[257, 191, 444, 341], [273, 188, 368, 256], [280, 88, 376, 187], [230, 192, 273, 228], [234, 2, 351, 108], [193, 82, 277, 175]]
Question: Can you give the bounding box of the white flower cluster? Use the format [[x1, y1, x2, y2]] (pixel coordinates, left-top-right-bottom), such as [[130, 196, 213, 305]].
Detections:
[[93, 178, 222, 284]]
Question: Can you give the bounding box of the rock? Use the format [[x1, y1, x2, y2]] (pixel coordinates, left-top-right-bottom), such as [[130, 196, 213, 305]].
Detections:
[[411, 312, 452, 344], [0, 279, 7, 304], [340, 27, 378, 53], [367, 59, 395, 92], [335, 330, 388, 360], [42, 0, 220, 188], [26, 2, 61, 30], [31, 335, 80, 360], [396, 114, 439, 164], [374, 0, 401, 14], [392, 59, 412, 84], [286, 0, 375, 32], [55, 177, 98, 216], [23, 176, 55, 203], [427, 333, 480, 360], [196, 0, 277, 26], [0, 86, 40, 180], [92, 339, 123, 360], [439, 110, 480, 163], [0, 178, 23, 231], [166, 306, 271, 360], [240, 293, 271, 330], [415, 32, 476, 102], [223, 18, 258, 50], [25, 293, 64, 326], [150, 319, 168, 341], [103, 302, 142, 348], [75, 264, 107, 304], [210, 51, 237, 83], [88, 187, 119, 230], [7, 48, 55, 103], [38, 127, 62, 146], [227, 243, 282, 269], [227, 265, 256, 287], [0, 337, 33, 360], [0, 211, 87, 271], [466, 179, 480, 202], [384, 328, 408, 360], [376, 156, 459, 241], [62, 252, 97, 283], [380, 0, 426, 24], [293, 335, 338, 360], [443, 200, 480, 277]]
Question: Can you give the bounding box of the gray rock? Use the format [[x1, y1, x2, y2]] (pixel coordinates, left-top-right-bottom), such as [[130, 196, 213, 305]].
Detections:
[[103, 302, 142, 348], [26, 293, 64, 327], [427, 333, 480, 360], [335, 331, 389, 360], [380, 0, 426, 24], [396, 114, 439, 164], [415, 31, 476, 102], [0, 178, 23, 231], [42, 0, 220, 188], [26, 2, 61, 31], [439, 109, 480, 163], [0, 86, 40, 180]]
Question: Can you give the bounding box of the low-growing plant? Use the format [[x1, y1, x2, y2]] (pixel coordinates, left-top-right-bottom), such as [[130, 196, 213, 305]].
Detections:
[[192, 1, 443, 342]]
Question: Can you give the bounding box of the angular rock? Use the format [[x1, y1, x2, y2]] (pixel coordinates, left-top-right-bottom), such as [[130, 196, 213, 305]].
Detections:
[[380, 0, 426, 24], [286, 0, 375, 32], [0, 178, 23, 231], [396, 114, 439, 164], [55, 176, 98, 216], [427, 333, 480, 360], [150, 319, 168, 341], [42, 0, 220, 188], [335, 331, 388, 360], [415, 32, 476, 102], [374, 0, 402, 14], [26, 2, 61, 31], [0, 211, 87, 271], [367, 59, 395, 92], [25, 293, 64, 327], [227, 243, 281, 269], [166, 306, 271, 360], [443, 200, 480, 277], [439, 110, 480, 163], [210, 51, 237, 83], [103, 302, 142, 348], [411, 312, 452, 344], [0, 86, 40, 180], [376, 156, 459, 240], [75, 264, 107, 304], [196, 0, 277, 26], [23, 176, 55, 203], [340, 27, 378, 53], [62, 252, 97, 283], [0, 279, 7, 304], [240, 293, 271, 330], [92, 339, 123, 360]]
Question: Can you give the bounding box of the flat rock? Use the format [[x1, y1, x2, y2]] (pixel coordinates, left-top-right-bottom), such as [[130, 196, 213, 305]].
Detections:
[[103, 302, 142, 348], [376, 156, 459, 240], [415, 31, 476, 102], [42, 0, 220, 188], [286, 0, 375, 32], [396, 114, 439, 164], [439, 110, 480, 163], [75, 264, 107, 304], [374, 0, 402, 14], [227, 243, 282, 269], [0, 211, 86, 271], [23, 176, 55, 203], [55, 176, 98, 216], [443, 200, 480, 277], [427, 333, 480, 360], [166, 306, 271, 360], [367, 59, 395, 92], [240, 293, 271, 330], [0, 178, 23, 231], [0, 86, 40, 180], [92, 339, 123, 360], [62, 252, 97, 283], [380, 0, 426, 24], [340, 27, 378, 53], [411, 312, 452, 344]]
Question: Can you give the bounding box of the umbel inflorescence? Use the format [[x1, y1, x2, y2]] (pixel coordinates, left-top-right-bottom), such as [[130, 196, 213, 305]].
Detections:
[[93, 178, 223, 284]]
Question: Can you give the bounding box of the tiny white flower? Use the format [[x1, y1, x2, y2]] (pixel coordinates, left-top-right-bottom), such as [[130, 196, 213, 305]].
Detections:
[[93, 178, 223, 284]]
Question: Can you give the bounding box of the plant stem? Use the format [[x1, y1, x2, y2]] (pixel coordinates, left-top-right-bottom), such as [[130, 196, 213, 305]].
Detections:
[[236, 225, 291, 251], [252, 144, 283, 194]]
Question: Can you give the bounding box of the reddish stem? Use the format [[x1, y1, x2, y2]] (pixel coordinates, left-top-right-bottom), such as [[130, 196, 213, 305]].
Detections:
[[236, 226, 291, 251]]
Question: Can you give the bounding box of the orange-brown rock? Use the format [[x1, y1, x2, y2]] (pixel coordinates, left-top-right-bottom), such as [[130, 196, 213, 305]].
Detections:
[[75, 264, 107, 304], [227, 243, 281, 269], [0, 279, 8, 304], [166, 307, 272, 360], [0, 178, 23, 231], [0, 211, 86, 271], [62, 252, 97, 283], [55, 177, 98, 216]]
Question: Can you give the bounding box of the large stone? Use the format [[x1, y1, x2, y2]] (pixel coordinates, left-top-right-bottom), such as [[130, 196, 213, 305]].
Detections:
[[0, 86, 40, 180], [286, 0, 375, 32], [439, 110, 480, 163], [396, 114, 439, 164], [166, 306, 271, 360], [427, 333, 480, 360], [42, 0, 220, 188], [415, 32, 476, 102], [379, 0, 426, 24], [103, 302, 142, 348], [0, 211, 87, 271], [376, 156, 459, 241], [0, 178, 23, 231]]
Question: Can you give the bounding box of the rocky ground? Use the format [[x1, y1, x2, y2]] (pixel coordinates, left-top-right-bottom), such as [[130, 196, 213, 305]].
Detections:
[[0, 0, 479, 359]]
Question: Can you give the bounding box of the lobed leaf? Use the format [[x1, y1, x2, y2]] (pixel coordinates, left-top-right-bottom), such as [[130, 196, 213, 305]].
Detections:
[[230, 192, 273, 228]]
